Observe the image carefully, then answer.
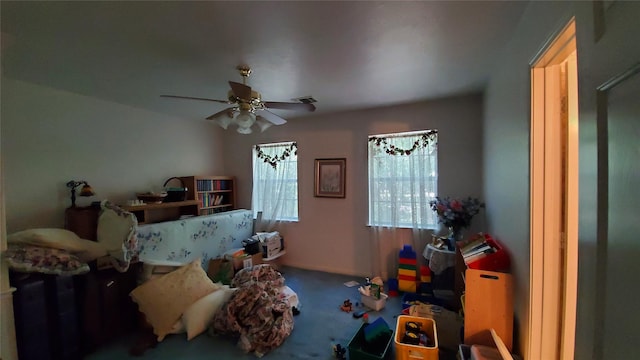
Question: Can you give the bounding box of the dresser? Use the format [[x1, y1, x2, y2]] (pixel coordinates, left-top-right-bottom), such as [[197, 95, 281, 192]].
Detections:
[[63, 205, 141, 354]]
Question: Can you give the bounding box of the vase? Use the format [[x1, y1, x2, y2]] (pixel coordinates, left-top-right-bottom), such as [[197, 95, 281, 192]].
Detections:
[[446, 226, 464, 251]]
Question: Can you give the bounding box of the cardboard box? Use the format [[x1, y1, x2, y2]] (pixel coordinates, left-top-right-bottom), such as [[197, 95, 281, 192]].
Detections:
[[262, 235, 282, 258], [230, 252, 263, 272]]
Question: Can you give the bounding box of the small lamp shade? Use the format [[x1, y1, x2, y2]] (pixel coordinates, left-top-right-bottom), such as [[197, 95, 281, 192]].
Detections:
[[79, 184, 95, 197], [236, 126, 253, 134], [214, 115, 233, 130], [255, 117, 273, 133], [66, 180, 95, 207]]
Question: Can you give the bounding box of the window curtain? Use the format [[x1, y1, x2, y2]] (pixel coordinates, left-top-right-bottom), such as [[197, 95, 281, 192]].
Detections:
[[252, 142, 298, 232], [367, 131, 438, 278]]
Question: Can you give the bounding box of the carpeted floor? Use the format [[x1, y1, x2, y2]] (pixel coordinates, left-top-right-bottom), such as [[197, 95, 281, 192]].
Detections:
[[86, 266, 460, 359]]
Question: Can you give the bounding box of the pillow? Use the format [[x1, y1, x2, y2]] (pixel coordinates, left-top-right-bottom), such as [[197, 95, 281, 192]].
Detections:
[[97, 200, 138, 264], [130, 259, 220, 341], [7, 228, 108, 262], [169, 319, 185, 335], [3, 243, 90, 275], [182, 285, 236, 340]]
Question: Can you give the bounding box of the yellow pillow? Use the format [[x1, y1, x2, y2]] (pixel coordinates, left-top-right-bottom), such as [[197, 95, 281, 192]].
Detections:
[[130, 259, 220, 341]]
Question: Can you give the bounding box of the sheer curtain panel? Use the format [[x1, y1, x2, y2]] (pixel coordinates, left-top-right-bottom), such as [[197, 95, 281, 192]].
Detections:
[[367, 130, 438, 278], [252, 142, 298, 231]]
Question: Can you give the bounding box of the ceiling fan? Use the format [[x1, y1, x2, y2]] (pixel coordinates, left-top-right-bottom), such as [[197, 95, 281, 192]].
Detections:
[[161, 65, 316, 134]]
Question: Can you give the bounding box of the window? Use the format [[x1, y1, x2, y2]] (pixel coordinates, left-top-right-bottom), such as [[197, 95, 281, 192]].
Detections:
[[368, 130, 438, 228], [252, 142, 298, 222]]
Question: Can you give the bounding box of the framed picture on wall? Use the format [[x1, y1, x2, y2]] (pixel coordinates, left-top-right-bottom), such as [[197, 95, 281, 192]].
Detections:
[[314, 158, 346, 198]]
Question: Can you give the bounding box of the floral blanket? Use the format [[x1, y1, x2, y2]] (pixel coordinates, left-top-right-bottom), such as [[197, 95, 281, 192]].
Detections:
[[210, 264, 294, 357], [136, 209, 254, 268]]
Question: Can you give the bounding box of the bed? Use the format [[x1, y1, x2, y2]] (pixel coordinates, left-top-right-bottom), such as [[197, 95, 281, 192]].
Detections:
[[6, 201, 298, 357]]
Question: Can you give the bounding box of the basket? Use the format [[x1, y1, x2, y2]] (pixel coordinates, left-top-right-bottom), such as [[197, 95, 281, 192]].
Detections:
[[163, 177, 188, 202], [136, 192, 167, 204], [361, 293, 388, 311], [348, 322, 393, 360]]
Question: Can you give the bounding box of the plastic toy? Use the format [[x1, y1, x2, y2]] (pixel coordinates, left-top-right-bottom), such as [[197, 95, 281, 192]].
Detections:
[[332, 343, 346, 359], [340, 299, 353, 312]]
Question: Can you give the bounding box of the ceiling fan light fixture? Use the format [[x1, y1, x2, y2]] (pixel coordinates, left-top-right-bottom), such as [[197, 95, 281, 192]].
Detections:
[[236, 125, 253, 134], [161, 66, 313, 135], [214, 115, 233, 130], [255, 117, 273, 133], [234, 109, 256, 128]]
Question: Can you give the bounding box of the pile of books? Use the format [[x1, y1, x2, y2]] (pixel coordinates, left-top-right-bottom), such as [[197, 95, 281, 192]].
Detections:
[[460, 234, 498, 266]]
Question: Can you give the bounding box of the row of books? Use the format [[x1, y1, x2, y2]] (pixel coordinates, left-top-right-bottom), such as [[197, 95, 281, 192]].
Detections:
[[460, 234, 499, 266], [196, 179, 232, 192], [200, 194, 226, 208]]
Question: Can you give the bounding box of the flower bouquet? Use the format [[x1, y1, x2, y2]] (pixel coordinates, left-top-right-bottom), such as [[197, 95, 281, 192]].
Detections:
[[429, 196, 485, 249]]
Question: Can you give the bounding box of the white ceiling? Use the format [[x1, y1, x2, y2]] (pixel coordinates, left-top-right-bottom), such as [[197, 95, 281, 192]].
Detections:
[[1, 1, 528, 121]]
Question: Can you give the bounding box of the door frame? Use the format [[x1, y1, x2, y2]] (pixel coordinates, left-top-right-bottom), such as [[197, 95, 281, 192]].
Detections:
[[529, 18, 578, 360]]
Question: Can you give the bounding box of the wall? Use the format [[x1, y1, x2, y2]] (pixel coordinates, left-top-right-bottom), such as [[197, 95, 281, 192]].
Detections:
[[484, 0, 640, 358], [223, 94, 485, 277], [1, 79, 225, 233]]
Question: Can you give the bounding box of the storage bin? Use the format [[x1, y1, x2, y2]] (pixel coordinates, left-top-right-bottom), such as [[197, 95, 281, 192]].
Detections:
[[394, 315, 438, 360], [348, 322, 393, 360], [466, 236, 510, 272], [464, 269, 513, 351], [361, 293, 388, 311]]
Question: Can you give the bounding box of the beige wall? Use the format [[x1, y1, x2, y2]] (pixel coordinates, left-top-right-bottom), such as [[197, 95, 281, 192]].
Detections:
[[1, 79, 226, 233], [484, 1, 640, 358], [223, 94, 485, 277], [2, 78, 485, 279]]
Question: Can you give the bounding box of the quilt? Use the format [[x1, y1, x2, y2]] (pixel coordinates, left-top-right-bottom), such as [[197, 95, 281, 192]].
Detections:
[[135, 209, 254, 268], [211, 264, 294, 357]]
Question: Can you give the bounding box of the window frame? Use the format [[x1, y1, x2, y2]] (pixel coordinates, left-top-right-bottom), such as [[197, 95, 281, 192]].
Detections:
[[251, 141, 299, 222], [367, 130, 439, 229]]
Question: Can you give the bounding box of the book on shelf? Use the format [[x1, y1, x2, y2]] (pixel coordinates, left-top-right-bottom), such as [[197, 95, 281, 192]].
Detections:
[[463, 244, 493, 259], [464, 247, 497, 265], [460, 238, 486, 254]]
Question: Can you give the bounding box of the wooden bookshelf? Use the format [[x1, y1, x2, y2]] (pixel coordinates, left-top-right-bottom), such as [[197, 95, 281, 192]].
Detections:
[[120, 200, 199, 224], [179, 176, 236, 216]]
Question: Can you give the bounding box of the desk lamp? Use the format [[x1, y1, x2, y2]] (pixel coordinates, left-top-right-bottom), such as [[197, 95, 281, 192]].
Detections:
[[66, 180, 95, 207]]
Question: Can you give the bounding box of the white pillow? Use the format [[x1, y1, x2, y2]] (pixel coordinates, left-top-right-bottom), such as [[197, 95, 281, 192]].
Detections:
[[182, 285, 236, 340], [169, 319, 185, 335], [7, 228, 108, 262], [97, 201, 137, 264]]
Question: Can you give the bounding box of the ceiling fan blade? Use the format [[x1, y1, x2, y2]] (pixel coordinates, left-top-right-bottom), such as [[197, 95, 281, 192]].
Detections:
[[228, 81, 252, 101], [160, 94, 229, 104], [263, 101, 316, 112], [205, 107, 236, 120], [256, 109, 287, 125]]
